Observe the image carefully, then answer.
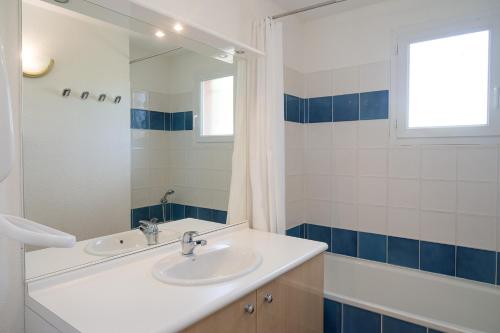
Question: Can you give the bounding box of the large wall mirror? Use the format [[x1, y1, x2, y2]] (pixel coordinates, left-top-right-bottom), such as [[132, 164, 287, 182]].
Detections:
[[22, 0, 247, 279]]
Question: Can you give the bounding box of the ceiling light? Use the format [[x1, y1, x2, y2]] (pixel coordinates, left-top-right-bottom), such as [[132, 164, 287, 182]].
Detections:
[[155, 30, 165, 38], [219, 54, 228, 59], [173, 23, 184, 32]]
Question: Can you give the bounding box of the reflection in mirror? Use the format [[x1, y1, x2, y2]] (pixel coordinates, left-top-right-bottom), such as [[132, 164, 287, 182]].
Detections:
[[22, 0, 245, 279]]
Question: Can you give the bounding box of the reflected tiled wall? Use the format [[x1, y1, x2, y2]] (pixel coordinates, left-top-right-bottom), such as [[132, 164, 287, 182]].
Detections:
[[131, 90, 232, 220], [284, 63, 500, 286]]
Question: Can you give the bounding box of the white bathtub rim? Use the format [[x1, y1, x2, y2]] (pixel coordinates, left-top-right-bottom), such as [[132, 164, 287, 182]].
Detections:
[[326, 253, 500, 292], [324, 291, 484, 333]]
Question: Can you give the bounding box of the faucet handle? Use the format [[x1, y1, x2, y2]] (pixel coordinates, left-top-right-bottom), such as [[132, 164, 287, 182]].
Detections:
[[182, 231, 199, 243]]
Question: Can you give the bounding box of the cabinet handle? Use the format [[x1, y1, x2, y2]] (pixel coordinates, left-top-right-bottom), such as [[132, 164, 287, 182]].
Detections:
[[244, 304, 255, 314], [264, 293, 273, 303]]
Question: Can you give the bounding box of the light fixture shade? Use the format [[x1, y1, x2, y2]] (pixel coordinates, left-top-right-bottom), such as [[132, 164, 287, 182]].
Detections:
[[22, 43, 55, 78], [23, 58, 54, 78]]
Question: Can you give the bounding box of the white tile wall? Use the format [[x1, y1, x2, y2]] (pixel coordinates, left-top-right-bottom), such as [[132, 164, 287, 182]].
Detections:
[[286, 63, 500, 252], [306, 70, 333, 98], [359, 61, 390, 92], [131, 93, 232, 211], [332, 66, 359, 96]]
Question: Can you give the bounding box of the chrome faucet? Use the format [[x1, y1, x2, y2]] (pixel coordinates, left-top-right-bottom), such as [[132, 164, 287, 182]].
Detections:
[[139, 219, 159, 246], [181, 231, 207, 255]]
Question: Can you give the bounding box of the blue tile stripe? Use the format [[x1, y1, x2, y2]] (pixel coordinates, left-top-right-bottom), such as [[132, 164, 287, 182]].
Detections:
[[288, 223, 500, 287], [284, 90, 388, 124], [131, 203, 227, 228], [323, 297, 442, 333], [324, 299, 441, 333], [131, 109, 193, 131]]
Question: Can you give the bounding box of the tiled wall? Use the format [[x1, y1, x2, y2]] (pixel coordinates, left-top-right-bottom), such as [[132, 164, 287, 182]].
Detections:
[[131, 90, 232, 217], [324, 298, 443, 333], [131, 203, 227, 228], [284, 63, 500, 286]]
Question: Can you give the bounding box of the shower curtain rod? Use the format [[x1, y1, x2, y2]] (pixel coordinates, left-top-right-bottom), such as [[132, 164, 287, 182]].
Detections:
[[271, 0, 347, 19]]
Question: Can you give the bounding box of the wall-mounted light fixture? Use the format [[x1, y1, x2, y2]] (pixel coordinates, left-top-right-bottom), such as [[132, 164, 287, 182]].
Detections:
[[98, 94, 106, 102], [80, 91, 89, 100], [113, 96, 122, 104], [22, 44, 55, 78]]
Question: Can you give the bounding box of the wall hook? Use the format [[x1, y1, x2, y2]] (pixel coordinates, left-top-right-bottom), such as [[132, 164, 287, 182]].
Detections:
[[62, 88, 71, 97], [80, 91, 89, 100], [113, 96, 122, 104], [98, 94, 106, 102]]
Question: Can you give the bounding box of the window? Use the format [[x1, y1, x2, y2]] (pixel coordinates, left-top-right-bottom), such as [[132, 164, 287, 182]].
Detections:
[[199, 76, 234, 140], [394, 16, 500, 141]]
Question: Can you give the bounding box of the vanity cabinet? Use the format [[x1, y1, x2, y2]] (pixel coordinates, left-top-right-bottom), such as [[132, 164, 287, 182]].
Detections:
[[183, 254, 324, 333]]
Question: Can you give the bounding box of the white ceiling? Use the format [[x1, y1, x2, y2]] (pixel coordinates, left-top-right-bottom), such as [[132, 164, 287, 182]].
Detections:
[[271, 0, 391, 20]]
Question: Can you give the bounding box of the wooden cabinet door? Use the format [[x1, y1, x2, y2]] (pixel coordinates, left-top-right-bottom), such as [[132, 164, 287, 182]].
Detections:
[[256, 278, 286, 333], [281, 254, 324, 333], [182, 292, 257, 333]]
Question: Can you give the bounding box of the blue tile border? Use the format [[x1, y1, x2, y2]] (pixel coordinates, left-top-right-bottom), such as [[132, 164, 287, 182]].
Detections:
[[388, 236, 419, 269], [131, 204, 227, 229], [306, 224, 331, 251], [283, 90, 389, 124], [332, 227, 357, 256], [420, 241, 455, 276], [308, 96, 333, 123], [382, 316, 426, 333], [333, 93, 359, 122], [456, 246, 496, 284], [359, 232, 386, 263], [343, 304, 381, 333], [360, 90, 389, 120], [130, 109, 193, 131], [324, 298, 342, 333], [324, 298, 447, 333], [287, 223, 500, 287]]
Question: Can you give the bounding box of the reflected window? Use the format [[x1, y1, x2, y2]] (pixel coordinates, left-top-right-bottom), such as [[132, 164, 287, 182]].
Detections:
[[200, 76, 234, 138]]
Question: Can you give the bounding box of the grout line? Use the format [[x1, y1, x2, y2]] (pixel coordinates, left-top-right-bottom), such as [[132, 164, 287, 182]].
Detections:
[[340, 303, 344, 333], [454, 146, 459, 277]]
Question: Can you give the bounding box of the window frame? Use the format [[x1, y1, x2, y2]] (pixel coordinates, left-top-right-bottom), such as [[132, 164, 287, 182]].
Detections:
[[194, 70, 236, 143], [392, 14, 500, 142]]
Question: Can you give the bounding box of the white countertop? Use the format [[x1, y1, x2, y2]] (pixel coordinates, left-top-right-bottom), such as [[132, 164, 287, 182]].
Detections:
[[26, 219, 225, 279], [27, 226, 327, 333]]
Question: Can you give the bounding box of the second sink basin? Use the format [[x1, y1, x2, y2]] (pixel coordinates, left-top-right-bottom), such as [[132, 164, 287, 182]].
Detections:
[[152, 244, 262, 286], [85, 229, 180, 256]]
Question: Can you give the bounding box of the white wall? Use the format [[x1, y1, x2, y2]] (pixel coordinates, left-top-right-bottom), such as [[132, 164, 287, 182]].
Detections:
[[284, 0, 500, 252], [0, 0, 25, 331], [130, 51, 234, 211], [302, 0, 500, 72], [22, 3, 131, 241]]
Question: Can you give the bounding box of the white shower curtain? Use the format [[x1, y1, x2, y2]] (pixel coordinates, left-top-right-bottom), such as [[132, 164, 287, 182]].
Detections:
[[246, 17, 286, 234]]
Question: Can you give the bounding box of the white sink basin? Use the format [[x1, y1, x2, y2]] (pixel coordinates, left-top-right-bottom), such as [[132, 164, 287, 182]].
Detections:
[[85, 229, 180, 256], [152, 244, 262, 285]]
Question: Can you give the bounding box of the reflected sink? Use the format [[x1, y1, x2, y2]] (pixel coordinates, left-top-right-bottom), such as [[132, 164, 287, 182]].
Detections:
[[85, 229, 180, 256], [153, 244, 262, 285]]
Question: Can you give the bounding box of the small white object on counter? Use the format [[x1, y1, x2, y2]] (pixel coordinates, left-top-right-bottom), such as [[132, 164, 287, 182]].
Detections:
[[26, 227, 327, 333]]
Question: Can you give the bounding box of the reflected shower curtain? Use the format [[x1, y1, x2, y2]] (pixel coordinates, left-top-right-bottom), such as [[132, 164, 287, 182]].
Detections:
[[246, 17, 286, 233], [227, 60, 248, 225]]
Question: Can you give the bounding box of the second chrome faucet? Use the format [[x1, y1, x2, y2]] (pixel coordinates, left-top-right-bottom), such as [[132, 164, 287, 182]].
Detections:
[[181, 231, 207, 255]]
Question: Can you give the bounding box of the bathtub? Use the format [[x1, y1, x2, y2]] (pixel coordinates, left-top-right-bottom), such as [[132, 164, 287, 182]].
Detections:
[[324, 254, 500, 333]]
